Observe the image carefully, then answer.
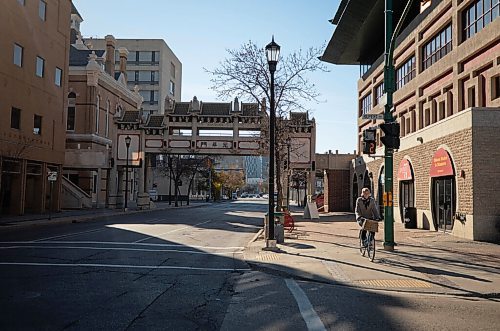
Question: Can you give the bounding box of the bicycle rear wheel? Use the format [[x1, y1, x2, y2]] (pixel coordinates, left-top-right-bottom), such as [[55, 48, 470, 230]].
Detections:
[[359, 230, 366, 256], [367, 232, 376, 261]]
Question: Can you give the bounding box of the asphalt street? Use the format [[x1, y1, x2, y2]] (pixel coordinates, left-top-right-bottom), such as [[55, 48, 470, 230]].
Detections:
[[0, 200, 498, 330]]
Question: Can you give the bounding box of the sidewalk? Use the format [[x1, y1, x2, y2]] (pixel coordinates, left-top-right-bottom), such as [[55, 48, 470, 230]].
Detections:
[[244, 211, 500, 299], [0, 201, 210, 231]]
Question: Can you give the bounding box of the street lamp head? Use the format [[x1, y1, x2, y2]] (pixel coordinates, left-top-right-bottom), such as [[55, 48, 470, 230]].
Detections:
[[125, 135, 131, 147], [265, 36, 280, 71]]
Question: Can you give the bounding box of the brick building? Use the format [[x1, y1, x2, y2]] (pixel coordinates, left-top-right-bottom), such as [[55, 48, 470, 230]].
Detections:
[[0, 0, 72, 215], [322, 0, 500, 241]]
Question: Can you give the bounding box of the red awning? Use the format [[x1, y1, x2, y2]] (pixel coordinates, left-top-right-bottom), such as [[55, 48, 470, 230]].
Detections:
[[430, 148, 454, 177], [398, 158, 413, 181]]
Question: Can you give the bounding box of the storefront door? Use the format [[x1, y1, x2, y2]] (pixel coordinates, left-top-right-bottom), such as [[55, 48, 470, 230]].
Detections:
[[433, 177, 454, 231]]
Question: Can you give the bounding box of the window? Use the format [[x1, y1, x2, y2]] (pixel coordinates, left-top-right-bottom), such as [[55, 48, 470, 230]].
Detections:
[[55, 67, 62, 86], [95, 96, 100, 134], [13, 44, 23, 67], [360, 93, 372, 115], [127, 71, 136, 82], [138, 71, 150, 82], [396, 56, 416, 90], [138, 51, 152, 62], [171, 62, 176, 78], [152, 51, 160, 63], [36, 56, 45, 77], [33, 115, 42, 135], [67, 92, 76, 131], [151, 71, 159, 83], [18, 0, 25, 5], [11, 108, 21, 129], [463, 0, 500, 40], [422, 24, 452, 71], [127, 51, 137, 63], [39, 0, 47, 21], [493, 75, 500, 100], [375, 82, 384, 105], [105, 100, 110, 137], [169, 80, 175, 96]]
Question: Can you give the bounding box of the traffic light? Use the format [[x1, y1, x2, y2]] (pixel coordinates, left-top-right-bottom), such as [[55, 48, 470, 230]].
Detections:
[[380, 122, 400, 149], [362, 128, 376, 154]]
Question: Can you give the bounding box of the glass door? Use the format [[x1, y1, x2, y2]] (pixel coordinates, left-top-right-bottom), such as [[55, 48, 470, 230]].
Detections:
[[433, 177, 454, 231]]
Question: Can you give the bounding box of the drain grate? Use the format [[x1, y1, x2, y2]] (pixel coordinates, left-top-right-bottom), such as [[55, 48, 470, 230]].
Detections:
[[355, 279, 432, 288], [255, 253, 281, 261]]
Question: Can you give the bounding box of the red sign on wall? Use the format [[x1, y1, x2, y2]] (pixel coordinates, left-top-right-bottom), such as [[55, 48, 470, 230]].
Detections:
[[430, 148, 454, 177], [398, 158, 413, 181]]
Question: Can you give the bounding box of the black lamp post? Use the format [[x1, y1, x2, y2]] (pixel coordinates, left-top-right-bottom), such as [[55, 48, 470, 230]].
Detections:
[[265, 37, 280, 245], [124, 135, 131, 210]]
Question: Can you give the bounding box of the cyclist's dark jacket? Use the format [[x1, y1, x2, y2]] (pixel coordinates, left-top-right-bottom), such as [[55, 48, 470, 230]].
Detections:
[[355, 197, 380, 223]]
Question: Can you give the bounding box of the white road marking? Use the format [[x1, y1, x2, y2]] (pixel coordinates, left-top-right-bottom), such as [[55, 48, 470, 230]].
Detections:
[[0, 241, 244, 250], [285, 279, 326, 331], [0, 262, 251, 272], [133, 219, 213, 243], [32, 228, 106, 242], [0, 245, 243, 255]]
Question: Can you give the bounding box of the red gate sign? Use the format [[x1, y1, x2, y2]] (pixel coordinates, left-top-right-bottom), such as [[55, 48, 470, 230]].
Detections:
[[398, 158, 413, 181], [430, 148, 454, 177]]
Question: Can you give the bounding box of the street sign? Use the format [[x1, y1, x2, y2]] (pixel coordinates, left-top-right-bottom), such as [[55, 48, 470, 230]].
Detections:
[[47, 171, 58, 181], [362, 113, 384, 120]]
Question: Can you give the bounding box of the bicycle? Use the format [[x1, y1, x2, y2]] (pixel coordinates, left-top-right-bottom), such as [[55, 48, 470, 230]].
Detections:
[[358, 218, 379, 262]]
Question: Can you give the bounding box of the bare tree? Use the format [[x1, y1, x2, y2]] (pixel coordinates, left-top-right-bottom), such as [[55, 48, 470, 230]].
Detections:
[[205, 40, 328, 209]]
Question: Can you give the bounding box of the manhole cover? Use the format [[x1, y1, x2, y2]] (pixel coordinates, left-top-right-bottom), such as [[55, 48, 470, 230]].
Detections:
[[355, 279, 432, 288]]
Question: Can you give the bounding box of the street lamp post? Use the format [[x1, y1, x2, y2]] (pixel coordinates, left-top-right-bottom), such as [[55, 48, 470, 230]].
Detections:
[[124, 135, 131, 211], [265, 37, 280, 247]]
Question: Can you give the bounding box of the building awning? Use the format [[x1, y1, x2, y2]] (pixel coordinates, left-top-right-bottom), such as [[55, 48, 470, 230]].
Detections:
[[321, 0, 423, 65]]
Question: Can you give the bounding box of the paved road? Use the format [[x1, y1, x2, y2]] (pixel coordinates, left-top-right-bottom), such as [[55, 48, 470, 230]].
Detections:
[[1, 200, 499, 330]]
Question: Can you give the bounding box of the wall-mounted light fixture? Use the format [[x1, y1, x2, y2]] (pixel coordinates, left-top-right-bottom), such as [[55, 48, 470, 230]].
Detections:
[[417, 137, 423, 144]]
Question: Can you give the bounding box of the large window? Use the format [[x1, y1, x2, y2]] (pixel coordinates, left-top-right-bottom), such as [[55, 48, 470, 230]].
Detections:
[[171, 62, 176, 78], [422, 24, 452, 71], [36, 56, 45, 77], [139, 90, 159, 104], [11, 108, 21, 129], [360, 93, 372, 115], [463, 0, 499, 40], [396, 56, 416, 90], [13, 44, 23, 67]]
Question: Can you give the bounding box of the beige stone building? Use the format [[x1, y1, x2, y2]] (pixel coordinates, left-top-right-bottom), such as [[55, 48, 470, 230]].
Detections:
[[89, 38, 182, 115], [63, 7, 143, 209], [0, 0, 72, 215], [323, 0, 500, 241]]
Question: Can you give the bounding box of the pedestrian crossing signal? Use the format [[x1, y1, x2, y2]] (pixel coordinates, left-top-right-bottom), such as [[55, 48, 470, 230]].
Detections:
[[362, 128, 376, 155]]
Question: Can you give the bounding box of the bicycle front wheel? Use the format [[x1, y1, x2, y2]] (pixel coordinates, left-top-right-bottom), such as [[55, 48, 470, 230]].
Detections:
[[367, 233, 376, 261]]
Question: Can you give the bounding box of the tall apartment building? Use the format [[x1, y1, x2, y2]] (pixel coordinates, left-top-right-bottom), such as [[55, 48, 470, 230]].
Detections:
[[0, 0, 72, 215], [90, 38, 182, 115], [322, 0, 500, 241]]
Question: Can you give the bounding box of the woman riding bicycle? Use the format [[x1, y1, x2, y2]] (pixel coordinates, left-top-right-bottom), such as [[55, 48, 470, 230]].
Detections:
[[355, 187, 381, 245]]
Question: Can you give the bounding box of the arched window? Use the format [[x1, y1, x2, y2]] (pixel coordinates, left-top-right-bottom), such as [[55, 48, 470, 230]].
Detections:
[[67, 92, 76, 131]]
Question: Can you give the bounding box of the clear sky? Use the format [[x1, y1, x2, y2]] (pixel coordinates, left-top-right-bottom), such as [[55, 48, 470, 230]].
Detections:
[[73, 0, 359, 154]]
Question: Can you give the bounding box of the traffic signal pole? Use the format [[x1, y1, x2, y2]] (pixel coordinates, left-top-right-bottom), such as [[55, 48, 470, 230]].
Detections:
[[383, 0, 414, 251], [383, 0, 395, 251]]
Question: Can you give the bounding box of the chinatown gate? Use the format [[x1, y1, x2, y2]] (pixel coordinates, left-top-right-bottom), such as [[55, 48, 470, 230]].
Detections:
[[112, 97, 316, 209]]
